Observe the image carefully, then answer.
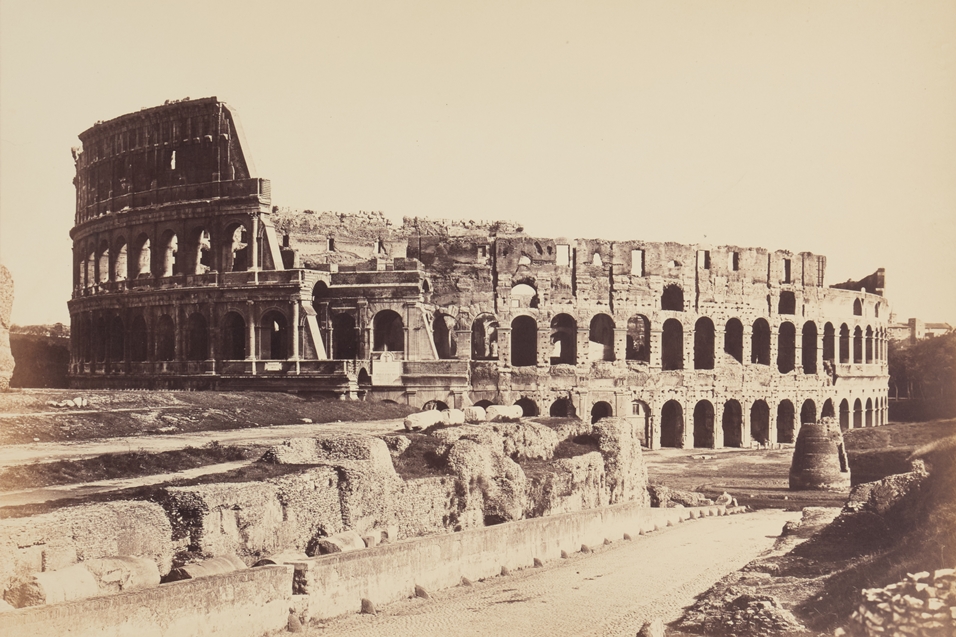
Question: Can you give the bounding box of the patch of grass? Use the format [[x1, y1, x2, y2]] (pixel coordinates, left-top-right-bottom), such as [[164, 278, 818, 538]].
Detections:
[[391, 434, 452, 480], [552, 434, 600, 460], [0, 443, 255, 490]]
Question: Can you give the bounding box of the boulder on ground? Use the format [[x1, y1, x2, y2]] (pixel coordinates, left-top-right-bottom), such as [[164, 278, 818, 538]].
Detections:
[[441, 409, 466, 425], [463, 405, 486, 423], [485, 405, 523, 421], [844, 468, 926, 516], [648, 485, 713, 508], [307, 530, 366, 556], [4, 563, 99, 608], [81, 556, 160, 593], [403, 409, 445, 431]]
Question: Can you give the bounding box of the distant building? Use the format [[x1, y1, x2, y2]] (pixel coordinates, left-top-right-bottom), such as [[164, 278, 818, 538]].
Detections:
[[68, 98, 890, 447], [887, 316, 953, 346]]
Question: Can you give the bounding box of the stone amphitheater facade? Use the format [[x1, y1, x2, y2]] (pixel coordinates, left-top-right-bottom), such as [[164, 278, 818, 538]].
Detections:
[[68, 98, 889, 448]]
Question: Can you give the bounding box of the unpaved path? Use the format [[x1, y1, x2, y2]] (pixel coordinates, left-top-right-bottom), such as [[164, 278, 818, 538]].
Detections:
[[306, 508, 798, 637], [0, 419, 405, 468]]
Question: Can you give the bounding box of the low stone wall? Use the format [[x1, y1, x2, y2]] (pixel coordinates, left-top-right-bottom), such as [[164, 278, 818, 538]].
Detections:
[[3, 565, 293, 637], [290, 502, 727, 620]]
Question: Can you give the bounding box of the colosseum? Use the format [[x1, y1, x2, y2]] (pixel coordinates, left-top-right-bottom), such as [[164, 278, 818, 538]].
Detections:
[[69, 97, 889, 448]]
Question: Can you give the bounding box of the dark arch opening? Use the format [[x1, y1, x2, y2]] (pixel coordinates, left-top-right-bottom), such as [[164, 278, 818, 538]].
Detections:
[[839, 399, 850, 431], [590, 401, 613, 424], [221, 312, 246, 360], [800, 399, 817, 424], [130, 315, 148, 362], [822, 398, 834, 418], [109, 316, 124, 362], [550, 398, 576, 418], [224, 223, 250, 272], [750, 400, 770, 444], [515, 397, 538, 417], [724, 319, 743, 363], [332, 313, 358, 359], [550, 314, 577, 365], [373, 310, 404, 353], [694, 317, 715, 369], [662, 319, 683, 370], [865, 326, 873, 363], [853, 326, 863, 364], [661, 401, 684, 448], [156, 315, 175, 361], [589, 314, 615, 362], [93, 315, 108, 363], [474, 400, 494, 409], [777, 322, 796, 373], [722, 400, 742, 448], [186, 313, 208, 361], [839, 324, 850, 363], [511, 315, 538, 366], [358, 368, 371, 387], [823, 323, 835, 361], [853, 298, 862, 316], [626, 314, 650, 362], [311, 281, 329, 313], [777, 400, 795, 443], [751, 319, 770, 365], [159, 230, 179, 277], [865, 397, 873, 427], [133, 233, 151, 278], [260, 310, 289, 360], [853, 398, 863, 428], [433, 312, 456, 359], [661, 285, 684, 311], [693, 400, 714, 448], [802, 322, 818, 374], [471, 314, 498, 360], [422, 400, 450, 411]]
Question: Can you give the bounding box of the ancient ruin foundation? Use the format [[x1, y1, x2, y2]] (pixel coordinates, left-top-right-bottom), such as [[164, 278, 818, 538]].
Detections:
[[789, 417, 852, 490], [68, 98, 889, 448]]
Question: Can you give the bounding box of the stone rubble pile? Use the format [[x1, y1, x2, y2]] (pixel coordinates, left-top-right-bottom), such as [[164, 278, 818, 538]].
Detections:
[[839, 568, 956, 637]]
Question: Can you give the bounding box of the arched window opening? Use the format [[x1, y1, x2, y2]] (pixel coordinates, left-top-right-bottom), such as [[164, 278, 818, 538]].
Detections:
[[331, 313, 358, 360], [186, 313, 208, 361], [109, 316, 124, 362], [839, 324, 850, 363], [777, 322, 796, 373], [510, 282, 539, 309], [160, 231, 179, 277], [661, 284, 684, 311], [800, 399, 816, 425], [751, 318, 771, 365], [865, 326, 873, 363], [85, 249, 96, 287], [432, 313, 456, 359], [358, 368, 372, 387], [823, 323, 835, 361], [511, 315, 537, 366], [373, 310, 404, 354], [93, 315, 108, 363], [724, 319, 743, 363], [853, 326, 863, 364], [474, 400, 494, 409], [590, 401, 613, 424], [626, 314, 650, 362], [661, 319, 683, 370], [221, 312, 246, 360], [865, 398, 873, 427], [588, 314, 615, 362], [259, 311, 289, 360], [311, 281, 329, 312], [694, 317, 715, 369], [471, 314, 498, 360], [750, 400, 770, 444], [661, 401, 684, 448], [777, 400, 795, 443], [853, 398, 863, 428], [802, 322, 818, 374], [550, 314, 577, 365], [778, 291, 796, 315], [853, 298, 862, 316], [722, 400, 743, 448], [822, 399, 834, 418], [515, 397, 538, 417], [225, 224, 250, 272], [156, 314, 176, 362], [114, 239, 128, 282], [133, 234, 151, 278], [839, 399, 850, 431], [130, 316, 148, 362], [97, 242, 110, 284], [190, 228, 212, 275], [693, 401, 714, 448], [549, 398, 576, 418]]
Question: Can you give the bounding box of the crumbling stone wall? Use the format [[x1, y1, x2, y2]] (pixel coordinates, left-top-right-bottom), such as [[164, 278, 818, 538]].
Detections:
[[0, 265, 14, 391]]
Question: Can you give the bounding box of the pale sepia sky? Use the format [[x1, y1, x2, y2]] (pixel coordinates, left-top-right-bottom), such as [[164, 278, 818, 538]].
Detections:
[[1, 0, 954, 325]]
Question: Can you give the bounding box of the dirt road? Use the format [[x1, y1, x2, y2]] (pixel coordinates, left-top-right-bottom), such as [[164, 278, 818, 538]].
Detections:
[[306, 508, 798, 637], [0, 419, 405, 468]]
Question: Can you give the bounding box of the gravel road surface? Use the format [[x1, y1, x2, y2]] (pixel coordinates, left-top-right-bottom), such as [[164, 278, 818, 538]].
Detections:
[[305, 508, 798, 637]]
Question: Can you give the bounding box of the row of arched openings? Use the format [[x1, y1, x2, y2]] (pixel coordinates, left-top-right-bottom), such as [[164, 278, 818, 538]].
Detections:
[[77, 224, 253, 287], [661, 398, 824, 448]]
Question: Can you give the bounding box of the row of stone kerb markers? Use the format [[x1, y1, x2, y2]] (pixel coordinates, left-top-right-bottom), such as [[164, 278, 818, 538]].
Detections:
[[1, 500, 746, 637], [402, 404, 521, 431]]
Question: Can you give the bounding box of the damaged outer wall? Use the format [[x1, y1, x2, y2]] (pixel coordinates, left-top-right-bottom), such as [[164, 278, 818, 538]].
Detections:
[[68, 99, 889, 448]]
